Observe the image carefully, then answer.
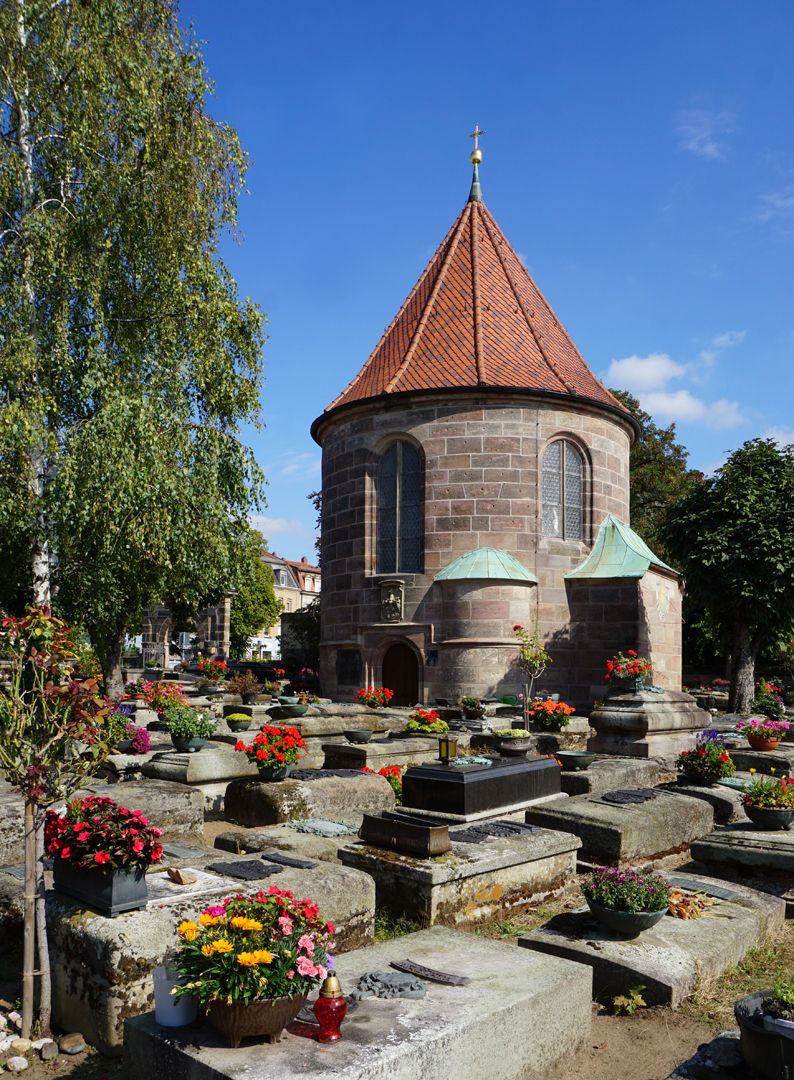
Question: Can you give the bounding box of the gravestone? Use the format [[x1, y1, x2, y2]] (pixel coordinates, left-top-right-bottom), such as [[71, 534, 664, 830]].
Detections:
[[725, 745, 794, 777], [223, 771, 395, 827], [142, 748, 259, 814], [322, 737, 452, 770], [559, 757, 667, 796], [588, 689, 709, 766], [691, 821, 794, 877], [401, 756, 561, 823]]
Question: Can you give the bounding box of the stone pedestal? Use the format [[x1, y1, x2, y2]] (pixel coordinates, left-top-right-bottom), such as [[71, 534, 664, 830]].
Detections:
[[125, 927, 593, 1080], [525, 789, 714, 866], [142, 749, 259, 814], [322, 737, 449, 770], [224, 772, 395, 827], [338, 826, 580, 927], [588, 689, 709, 766]]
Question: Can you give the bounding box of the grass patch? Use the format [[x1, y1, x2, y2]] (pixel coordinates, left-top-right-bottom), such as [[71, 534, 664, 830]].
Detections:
[[374, 911, 422, 942]]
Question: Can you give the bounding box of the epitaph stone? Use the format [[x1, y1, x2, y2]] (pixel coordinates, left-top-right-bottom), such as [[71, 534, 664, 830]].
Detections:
[[401, 756, 560, 822]]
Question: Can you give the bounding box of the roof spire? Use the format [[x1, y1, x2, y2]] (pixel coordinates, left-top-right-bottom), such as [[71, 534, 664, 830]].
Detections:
[[468, 124, 485, 203]]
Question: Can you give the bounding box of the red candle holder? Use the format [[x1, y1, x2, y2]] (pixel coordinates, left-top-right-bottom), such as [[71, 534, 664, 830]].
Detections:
[[312, 974, 347, 1042]]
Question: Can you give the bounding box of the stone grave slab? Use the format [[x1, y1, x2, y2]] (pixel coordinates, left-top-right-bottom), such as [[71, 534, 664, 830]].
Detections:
[[525, 787, 714, 865], [725, 745, 794, 776], [47, 859, 376, 1054], [224, 771, 395, 827], [212, 824, 350, 864], [588, 689, 709, 766], [518, 871, 784, 1007], [401, 756, 561, 823], [338, 824, 580, 927], [691, 821, 794, 876], [142, 747, 259, 814], [660, 779, 748, 824], [124, 925, 592, 1080], [559, 757, 667, 796], [322, 737, 447, 770]]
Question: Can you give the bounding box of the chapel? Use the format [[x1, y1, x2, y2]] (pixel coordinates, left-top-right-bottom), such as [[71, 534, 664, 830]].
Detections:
[[312, 137, 682, 707]]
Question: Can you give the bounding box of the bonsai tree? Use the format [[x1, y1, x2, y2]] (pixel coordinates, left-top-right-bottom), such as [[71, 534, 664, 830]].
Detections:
[[663, 439, 794, 714], [0, 608, 116, 1037]]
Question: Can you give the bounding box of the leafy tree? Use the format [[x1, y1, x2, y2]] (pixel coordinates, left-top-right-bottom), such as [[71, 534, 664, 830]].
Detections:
[[662, 439, 794, 713], [0, 0, 264, 694], [308, 489, 321, 561], [609, 390, 702, 563], [229, 529, 282, 658]]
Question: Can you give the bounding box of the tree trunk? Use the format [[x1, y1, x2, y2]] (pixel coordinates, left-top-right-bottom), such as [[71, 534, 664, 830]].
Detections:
[[729, 622, 757, 715], [21, 799, 36, 1039], [34, 810, 51, 1034], [101, 630, 126, 699]]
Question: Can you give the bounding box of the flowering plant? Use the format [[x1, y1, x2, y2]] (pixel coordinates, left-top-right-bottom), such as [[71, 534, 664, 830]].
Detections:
[[677, 733, 735, 782], [197, 657, 228, 683], [742, 773, 794, 809], [361, 764, 402, 803], [526, 699, 575, 732], [406, 707, 448, 734], [604, 650, 653, 685], [235, 725, 306, 770], [142, 680, 189, 715], [582, 866, 670, 913], [226, 670, 261, 696], [711, 678, 730, 689], [737, 716, 790, 737], [122, 723, 151, 755], [750, 678, 786, 720], [44, 794, 163, 870], [124, 678, 146, 697], [161, 703, 216, 740], [272, 667, 286, 678], [512, 622, 552, 699], [173, 887, 334, 1006], [356, 686, 394, 708]]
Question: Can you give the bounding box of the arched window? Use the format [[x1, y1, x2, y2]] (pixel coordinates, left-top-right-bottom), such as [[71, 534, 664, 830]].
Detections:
[[542, 439, 584, 540], [377, 441, 423, 573]]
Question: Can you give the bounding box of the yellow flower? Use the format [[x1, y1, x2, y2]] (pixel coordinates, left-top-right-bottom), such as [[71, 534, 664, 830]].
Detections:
[[201, 938, 233, 957], [749, 768, 756, 774], [178, 920, 199, 941], [199, 914, 220, 926], [230, 917, 264, 932], [236, 950, 274, 967], [201, 944, 214, 957]]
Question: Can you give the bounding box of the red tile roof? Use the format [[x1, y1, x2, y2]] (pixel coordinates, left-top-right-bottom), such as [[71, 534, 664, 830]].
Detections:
[[324, 199, 626, 416]]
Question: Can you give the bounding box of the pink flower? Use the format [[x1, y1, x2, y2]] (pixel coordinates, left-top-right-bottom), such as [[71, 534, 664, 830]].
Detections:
[[132, 839, 145, 853], [94, 851, 110, 864], [286, 970, 295, 980], [205, 906, 225, 918], [296, 955, 318, 977], [297, 934, 315, 954], [76, 832, 90, 842], [278, 915, 294, 935], [317, 965, 327, 981]]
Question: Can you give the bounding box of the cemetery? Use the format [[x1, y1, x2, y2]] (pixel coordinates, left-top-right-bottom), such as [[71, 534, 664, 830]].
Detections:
[[1, 6, 793, 1080]]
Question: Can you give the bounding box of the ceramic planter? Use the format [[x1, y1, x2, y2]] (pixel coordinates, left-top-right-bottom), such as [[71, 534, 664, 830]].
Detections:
[[746, 734, 781, 751], [557, 751, 596, 771], [115, 739, 134, 754], [735, 991, 794, 1078], [608, 677, 646, 694], [205, 993, 308, 1048], [679, 772, 719, 787], [170, 735, 209, 753], [585, 897, 667, 936], [344, 729, 374, 744], [241, 693, 259, 705], [53, 862, 148, 917], [226, 719, 252, 733], [744, 805, 794, 830], [494, 736, 534, 757], [268, 704, 308, 720], [256, 765, 292, 782], [278, 696, 299, 705]]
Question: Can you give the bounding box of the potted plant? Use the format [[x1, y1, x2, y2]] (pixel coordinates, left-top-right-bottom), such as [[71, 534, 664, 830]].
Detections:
[[225, 712, 253, 733], [582, 866, 670, 936], [197, 656, 228, 689], [234, 724, 306, 781], [142, 680, 190, 717], [676, 731, 736, 786], [45, 794, 164, 916], [737, 714, 790, 752], [741, 772, 794, 829], [171, 887, 334, 1048], [753, 678, 786, 719], [115, 722, 152, 756], [604, 650, 653, 693], [526, 698, 575, 732], [493, 727, 535, 756], [226, 670, 262, 705], [355, 686, 395, 709], [459, 695, 485, 720], [162, 704, 216, 753], [405, 707, 449, 735], [735, 979, 794, 1078], [361, 764, 403, 803]]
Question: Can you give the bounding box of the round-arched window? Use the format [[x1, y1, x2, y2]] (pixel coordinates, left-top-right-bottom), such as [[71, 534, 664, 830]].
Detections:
[[541, 439, 584, 540], [377, 441, 424, 573]]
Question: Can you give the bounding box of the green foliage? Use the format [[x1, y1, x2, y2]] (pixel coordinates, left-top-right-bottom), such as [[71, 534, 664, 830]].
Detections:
[[229, 531, 281, 659], [773, 978, 794, 1007], [752, 678, 786, 719], [613, 985, 647, 1016], [0, 0, 265, 691], [161, 704, 216, 740], [610, 390, 702, 565]]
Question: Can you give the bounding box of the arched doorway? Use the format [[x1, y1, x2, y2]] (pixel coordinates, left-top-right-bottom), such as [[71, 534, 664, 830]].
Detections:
[[382, 642, 420, 706]]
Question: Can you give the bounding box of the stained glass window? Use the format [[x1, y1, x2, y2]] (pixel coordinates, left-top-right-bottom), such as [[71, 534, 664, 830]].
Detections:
[[377, 441, 423, 573], [541, 439, 584, 540]]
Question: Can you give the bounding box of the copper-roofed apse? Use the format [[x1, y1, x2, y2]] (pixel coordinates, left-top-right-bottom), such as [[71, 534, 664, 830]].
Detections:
[[323, 138, 627, 418]]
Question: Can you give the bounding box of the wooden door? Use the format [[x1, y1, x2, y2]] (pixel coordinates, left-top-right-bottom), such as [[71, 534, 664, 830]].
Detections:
[[382, 642, 420, 707]]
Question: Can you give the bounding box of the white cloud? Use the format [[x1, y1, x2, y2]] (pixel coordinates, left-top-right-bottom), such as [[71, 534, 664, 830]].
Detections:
[[604, 353, 685, 393], [249, 514, 314, 539], [642, 390, 745, 428], [763, 426, 794, 446], [756, 185, 794, 233], [275, 451, 321, 480], [696, 329, 746, 371], [676, 107, 735, 161]]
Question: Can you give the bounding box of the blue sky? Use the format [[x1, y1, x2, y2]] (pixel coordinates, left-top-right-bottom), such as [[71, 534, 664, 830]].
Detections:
[[185, 0, 794, 560]]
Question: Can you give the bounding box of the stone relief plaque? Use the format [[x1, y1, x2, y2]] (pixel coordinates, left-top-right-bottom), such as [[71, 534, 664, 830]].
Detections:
[[380, 579, 404, 623], [655, 581, 672, 619]]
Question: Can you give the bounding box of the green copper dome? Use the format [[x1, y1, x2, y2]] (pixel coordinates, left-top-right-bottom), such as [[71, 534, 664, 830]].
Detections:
[[565, 514, 676, 580], [434, 547, 538, 583]]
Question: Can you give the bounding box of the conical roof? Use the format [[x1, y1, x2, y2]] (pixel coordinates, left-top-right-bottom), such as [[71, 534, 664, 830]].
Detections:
[[321, 195, 627, 420], [565, 515, 677, 580], [434, 547, 537, 583]]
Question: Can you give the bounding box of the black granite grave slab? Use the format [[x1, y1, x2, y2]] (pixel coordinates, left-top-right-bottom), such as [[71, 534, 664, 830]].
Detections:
[[402, 756, 559, 818]]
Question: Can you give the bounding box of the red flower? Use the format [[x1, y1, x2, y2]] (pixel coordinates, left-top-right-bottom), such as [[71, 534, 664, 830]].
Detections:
[[94, 851, 111, 864], [513, 624, 524, 631], [719, 754, 730, 763], [627, 650, 638, 658]]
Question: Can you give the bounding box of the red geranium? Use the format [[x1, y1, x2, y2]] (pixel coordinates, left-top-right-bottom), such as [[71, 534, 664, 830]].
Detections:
[[235, 725, 306, 772]]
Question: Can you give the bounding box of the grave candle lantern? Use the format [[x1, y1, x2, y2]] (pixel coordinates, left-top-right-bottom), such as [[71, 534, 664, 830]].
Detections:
[[438, 734, 459, 765], [313, 973, 347, 1042]]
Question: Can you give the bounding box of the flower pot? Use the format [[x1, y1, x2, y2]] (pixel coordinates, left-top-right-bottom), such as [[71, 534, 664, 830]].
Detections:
[[609, 677, 646, 694], [170, 735, 208, 753], [153, 965, 199, 1027], [557, 751, 596, 771], [679, 772, 718, 787], [744, 805, 794, 830], [256, 765, 292, 782], [115, 739, 134, 755], [226, 719, 252, 732], [585, 897, 667, 936], [53, 861, 148, 917], [268, 704, 308, 720], [278, 696, 299, 705], [763, 1014, 794, 1040], [204, 993, 308, 1048], [242, 693, 259, 705], [746, 734, 781, 751], [735, 991, 794, 1078], [344, 729, 374, 744], [494, 736, 534, 757]]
